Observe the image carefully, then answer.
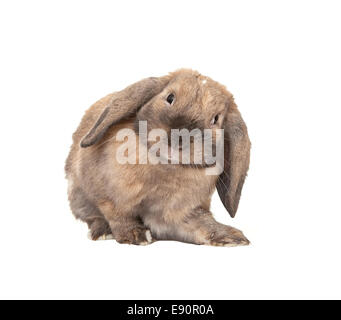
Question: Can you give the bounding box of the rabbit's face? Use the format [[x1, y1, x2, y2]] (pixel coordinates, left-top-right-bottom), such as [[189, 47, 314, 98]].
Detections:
[[135, 71, 229, 166]]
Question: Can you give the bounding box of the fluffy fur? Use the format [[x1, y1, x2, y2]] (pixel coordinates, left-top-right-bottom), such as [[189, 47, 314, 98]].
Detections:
[[65, 69, 251, 246]]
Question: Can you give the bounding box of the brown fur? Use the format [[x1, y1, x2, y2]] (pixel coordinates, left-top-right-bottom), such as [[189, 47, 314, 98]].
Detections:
[[65, 69, 251, 246]]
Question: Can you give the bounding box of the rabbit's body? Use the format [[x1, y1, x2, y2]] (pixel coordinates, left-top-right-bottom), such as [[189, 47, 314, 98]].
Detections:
[[66, 110, 215, 243], [66, 69, 251, 246]]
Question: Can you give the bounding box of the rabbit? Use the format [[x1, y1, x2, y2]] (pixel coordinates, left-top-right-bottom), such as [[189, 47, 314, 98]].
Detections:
[[65, 69, 251, 246]]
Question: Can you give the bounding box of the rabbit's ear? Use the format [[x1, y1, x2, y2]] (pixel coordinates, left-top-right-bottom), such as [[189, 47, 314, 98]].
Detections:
[[80, 76, 169, 147], [216, 100, 251, 217]]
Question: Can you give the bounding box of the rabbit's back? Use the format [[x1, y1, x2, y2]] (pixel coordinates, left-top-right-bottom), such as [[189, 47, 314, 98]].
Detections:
[[65, 93, 114, 176]]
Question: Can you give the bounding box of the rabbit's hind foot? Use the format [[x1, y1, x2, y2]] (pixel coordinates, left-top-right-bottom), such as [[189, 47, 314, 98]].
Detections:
[[89, 233, 114, 241], [87, 219, 113, 241], [115, 227, 154, 246]]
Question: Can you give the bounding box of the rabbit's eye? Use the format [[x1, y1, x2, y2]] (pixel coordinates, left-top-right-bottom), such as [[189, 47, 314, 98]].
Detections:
[[166, 93, 175, 105], [211, 114, 219, 125]]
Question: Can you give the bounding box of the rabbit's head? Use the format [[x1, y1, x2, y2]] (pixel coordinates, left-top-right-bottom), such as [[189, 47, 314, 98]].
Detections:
[[80, 69, 250, 218], [134, 70, 228, 165]]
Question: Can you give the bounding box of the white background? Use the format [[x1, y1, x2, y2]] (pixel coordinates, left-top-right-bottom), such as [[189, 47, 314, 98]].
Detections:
[[0, 0, 340, 300]]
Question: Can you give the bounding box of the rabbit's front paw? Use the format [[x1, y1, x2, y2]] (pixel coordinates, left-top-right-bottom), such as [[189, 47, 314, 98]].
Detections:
[[116, 227, 154, 246], [208, 227, 250, 247]]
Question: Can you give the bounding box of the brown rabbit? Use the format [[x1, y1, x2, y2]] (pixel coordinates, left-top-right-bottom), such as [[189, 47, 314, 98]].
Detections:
[[65, 69, 251, 246]]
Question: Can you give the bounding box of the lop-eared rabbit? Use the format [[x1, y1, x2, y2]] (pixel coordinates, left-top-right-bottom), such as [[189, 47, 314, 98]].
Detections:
[[65, 69, 251, 246]]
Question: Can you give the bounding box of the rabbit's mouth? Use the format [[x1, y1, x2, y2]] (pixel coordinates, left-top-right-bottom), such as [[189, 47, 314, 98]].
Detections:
[[129, 121, 224, 167], [147, 142, 217, 168]]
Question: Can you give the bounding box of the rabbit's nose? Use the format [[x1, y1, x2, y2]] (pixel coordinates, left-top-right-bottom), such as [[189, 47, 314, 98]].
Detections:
[[169, 115, 203, 132], [169, 115, 189, 130]]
